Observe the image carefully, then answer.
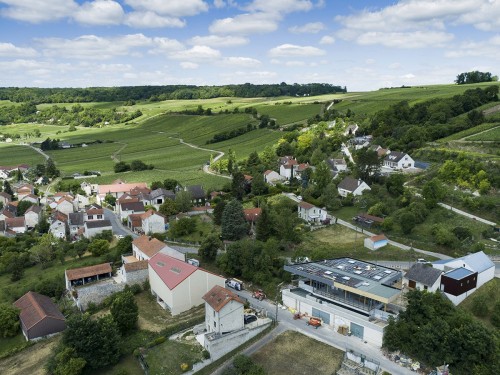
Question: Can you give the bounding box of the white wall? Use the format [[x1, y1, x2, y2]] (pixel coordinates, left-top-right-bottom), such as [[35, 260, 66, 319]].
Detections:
[[205, 300, 244, 334]]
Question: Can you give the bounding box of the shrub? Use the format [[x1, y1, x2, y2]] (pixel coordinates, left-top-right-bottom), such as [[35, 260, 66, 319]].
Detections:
[[202, 350, 211, 360]]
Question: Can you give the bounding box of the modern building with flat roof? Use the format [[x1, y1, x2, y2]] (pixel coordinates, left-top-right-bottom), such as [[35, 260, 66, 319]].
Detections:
[[283, 258, 403, 346]]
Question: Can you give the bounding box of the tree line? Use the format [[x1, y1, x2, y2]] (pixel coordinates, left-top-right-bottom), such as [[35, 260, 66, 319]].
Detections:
[[0, 83, 347, 104], [455, 71, 497, 84]]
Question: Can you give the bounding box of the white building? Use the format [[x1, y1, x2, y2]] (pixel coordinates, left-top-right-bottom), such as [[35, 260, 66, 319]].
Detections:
[[297, 202, 327, 223], [383, 152, 415, 170], [55, 197, 75, 216], [337, 177, 371, 197], [404, 263, 442, 292], [148, 252, 226, 315], [141, 210, 166, 234], [364, 234, 388, 250], [24, 205, 42, 229], [202, 285, 244, 335], [263, 170, 285, 186], [83, 220, 112, 239]]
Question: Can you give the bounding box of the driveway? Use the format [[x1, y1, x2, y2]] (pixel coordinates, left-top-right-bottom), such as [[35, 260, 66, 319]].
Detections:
[[103, 207, 137, 238]]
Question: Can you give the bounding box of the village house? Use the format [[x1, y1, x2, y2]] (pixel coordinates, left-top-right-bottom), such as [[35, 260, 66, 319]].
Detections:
[[49, 211, 68, 239], [131, 235, 171, 261], [85, 204, 104, 221], [120, 260, 149, 285], [68, 212, 85, 237], [404, 264, 442, 292], [128, 210, 166, 234], [148, 252, 226, 315], [5, 217, 26, 234], [20, 194, 39, 205], [203, 285, 244, 335], [118, 201, 145, 221], [140, 188, 176, 210], [297, 202, 327, 223], [16, 183, 35, 201], [14, 291, 66, 341], [383, 151, 415, 170], [24, 205, 42, 229], [263, 170, 285, 186], [65, 263, 113, 290], [0, 191, 12, 205], [243, 207, 261, 223], [0, 207, 15, 221], [327, 158, 347, 176], [83, 220, 112, 239], [337, 177, 371, 197], [186, 185, 206, 206], [96, 182, 149, 204], [55, 196, 75, 216]]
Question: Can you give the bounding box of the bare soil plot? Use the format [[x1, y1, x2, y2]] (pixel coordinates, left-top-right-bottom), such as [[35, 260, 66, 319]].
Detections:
[[252, 330, 343, 375], [0, 336, 60, 375]]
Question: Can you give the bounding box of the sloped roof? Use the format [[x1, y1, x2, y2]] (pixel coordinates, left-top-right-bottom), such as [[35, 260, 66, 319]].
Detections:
[[149, 252, 198, 290], [458, 251, 494, 273], [202, 285, 243, 312], [243, 207, 261, 222], [85, 220, 111, 229], [120, 201, 145, 212], [66, 263, 112, 281], [338, 177, 367, 192], [405, 263, 442, 287], [384, 151, 407, 162], [128, 214, 143, 228], [0, 192, 12, 200], [6, 217, 25, 228], [124, 260, 148, 272], [133, 235, 167, 258], [0, 209, 15, 218], [369, 234, 387, 242], [298, 201, 315, 210], [444, 267, 475, 280], [25, 205, 42, 214], [68, 212, 84, 226], [186, 185, 205, 199], [358, 213, 384, 223], [98, 183, 148, 194], [14, 291, 65, 330]]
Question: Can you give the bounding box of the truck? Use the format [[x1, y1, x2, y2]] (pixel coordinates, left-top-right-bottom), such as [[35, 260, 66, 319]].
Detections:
[[226, 278, 244, 291], [252, 289, 266, 301]]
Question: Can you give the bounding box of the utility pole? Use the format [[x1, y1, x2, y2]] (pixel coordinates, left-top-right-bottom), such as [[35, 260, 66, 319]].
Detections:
[[274, 281, 284, 325]]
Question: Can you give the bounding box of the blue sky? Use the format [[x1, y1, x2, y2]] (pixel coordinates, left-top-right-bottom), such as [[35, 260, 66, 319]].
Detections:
[[0, 0, 499, 91]]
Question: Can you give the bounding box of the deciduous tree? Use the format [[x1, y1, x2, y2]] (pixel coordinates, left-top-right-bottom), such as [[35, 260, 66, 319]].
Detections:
[[221, 200, 247, 241], [110, 290, 138, 334]]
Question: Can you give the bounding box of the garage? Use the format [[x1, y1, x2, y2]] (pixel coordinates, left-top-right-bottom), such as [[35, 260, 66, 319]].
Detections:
[[350, 322, 364, 339]]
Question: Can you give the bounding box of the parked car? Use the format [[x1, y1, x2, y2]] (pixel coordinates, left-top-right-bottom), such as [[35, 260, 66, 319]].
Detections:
[[244, 315, 257, 324], [226, 278, 244, 291]]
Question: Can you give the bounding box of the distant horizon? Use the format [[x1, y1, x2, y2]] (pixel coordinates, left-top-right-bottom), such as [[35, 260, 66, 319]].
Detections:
[[1, 1, 499, 91]]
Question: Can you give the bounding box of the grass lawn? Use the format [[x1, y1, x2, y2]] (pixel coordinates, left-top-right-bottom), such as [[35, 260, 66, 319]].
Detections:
[[299, 225, 422, 262], [0, 334, 27, 358], [145, 338, 205, 375], [459, 278, 500, 330], [252, 330, 344, 375], [167, 214, 218, 244], [438, 123, 500, 142], [0, 254, 106, 305], [465, 125, 500, 141], [255, 103, 322, 125], [0, 335, 60, 375], [95, 355, 144, 375], [0, 144, 46, 166]]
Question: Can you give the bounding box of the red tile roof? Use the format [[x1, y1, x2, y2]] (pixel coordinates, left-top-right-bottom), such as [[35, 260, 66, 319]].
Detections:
[[298, 201, 315, 210], [149, 253, 198, 290], [243, 207, 261, 222], [202, 285, 243, 312], [369, 234, 388, 242], [65, 263, 112, 281], [14, 291, 65, 330], [124, 260, 148, 272], [6, 217, 25, 228], [133, 235, 167, 258], [128, 214, 142, 228], [98, 183, 148, 194]]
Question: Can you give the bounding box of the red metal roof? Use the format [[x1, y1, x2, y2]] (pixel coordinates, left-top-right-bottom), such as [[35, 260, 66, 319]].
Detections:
[[149, 252, 198, 290]]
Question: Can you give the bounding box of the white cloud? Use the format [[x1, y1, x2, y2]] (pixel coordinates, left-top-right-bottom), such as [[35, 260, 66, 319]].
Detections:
[[457, 1, 500, 31], [169, 45, 221, 61], [151, 37, 185, 53], [36, 34, 154, 60], [73, 0, 124, 26], [289, 22, 324, 34], [0, 0, 78, 22], [222, 57, 261, 67], [389, 62, 402, 69], [269, 44, 325, 57], [354, 31, 454, 48], [246, 0, 313, 14], [401, 73, 416, 79], [180, 62, 199, 69], [319, 35, 335, 45], [188, 35, 249, 47], [445, 35, 500, 59], [125, 11, 185, 28], [209, 12, 278, 35], [125, 0, 209, 17], [0, 42, 38, 57]]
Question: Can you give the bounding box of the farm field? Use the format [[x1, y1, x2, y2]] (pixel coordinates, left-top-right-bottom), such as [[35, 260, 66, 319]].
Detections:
[[465, 126, 500, 141], [251, 330, 344, 375], [0, 144, 45, 166], [255, 102, 323, 124], [438, 122, 500, 142]]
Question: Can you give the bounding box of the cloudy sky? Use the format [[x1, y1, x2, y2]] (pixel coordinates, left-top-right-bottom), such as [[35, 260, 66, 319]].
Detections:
[[0, 0, 499, 91]]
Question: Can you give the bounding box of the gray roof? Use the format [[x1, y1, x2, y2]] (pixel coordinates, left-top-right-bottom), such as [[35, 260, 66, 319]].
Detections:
[[68, 212, 84, 226], [151, 188, 175, 200], [186, 185, 205, 199], [26, 205, 42, 214], [404, 264, 442, 287], [121, 201, 145, 212], [444, 267, 475, 280], [457, 251, 494, 273], [384, 151, 407, 163], [338, 177, 365, 192], [85, 220, 112, 229]]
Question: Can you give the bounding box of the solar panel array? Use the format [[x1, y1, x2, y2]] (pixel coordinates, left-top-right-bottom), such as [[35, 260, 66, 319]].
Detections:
[[294, 258, 397, 287]]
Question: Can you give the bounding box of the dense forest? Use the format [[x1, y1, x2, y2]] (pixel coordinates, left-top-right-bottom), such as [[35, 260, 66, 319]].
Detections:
[[0, 83, 346, 104], [362, 85, 499, 150], [455, 70, 497, 84]]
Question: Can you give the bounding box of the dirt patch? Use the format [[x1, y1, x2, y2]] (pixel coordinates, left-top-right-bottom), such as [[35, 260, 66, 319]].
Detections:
[[252, 330, 343, 375], [312, 225, 366, 245], [482, 104, 500, 116], [0, 336, 60, 375]]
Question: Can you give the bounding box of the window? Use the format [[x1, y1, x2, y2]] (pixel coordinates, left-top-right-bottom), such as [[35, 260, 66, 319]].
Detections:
[[214, 322, 216, 328], [97, 215, 102, 219], [214, 311, 216, 317]]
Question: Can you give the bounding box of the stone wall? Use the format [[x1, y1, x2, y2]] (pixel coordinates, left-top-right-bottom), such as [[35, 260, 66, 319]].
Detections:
[[75, 280, 126, 311], [125, 269, 148, 285]]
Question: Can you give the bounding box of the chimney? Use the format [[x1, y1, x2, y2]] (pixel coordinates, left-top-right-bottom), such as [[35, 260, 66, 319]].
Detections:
[[358, 179, 361, 186]]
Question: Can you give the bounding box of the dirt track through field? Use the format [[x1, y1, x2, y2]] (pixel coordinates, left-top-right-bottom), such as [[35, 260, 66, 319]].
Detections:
[[0, 337, 60, 375]]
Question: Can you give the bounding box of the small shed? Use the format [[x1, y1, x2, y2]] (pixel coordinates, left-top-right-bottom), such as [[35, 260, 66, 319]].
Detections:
[[14, 291, 66, 341], [65, 263, 113, 289], [364, 234, 388, 250]]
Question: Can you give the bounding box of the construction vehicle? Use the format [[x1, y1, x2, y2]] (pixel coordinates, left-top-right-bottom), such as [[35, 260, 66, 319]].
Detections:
[[306, 317, 322, 329], [252, 289, 266, 301]]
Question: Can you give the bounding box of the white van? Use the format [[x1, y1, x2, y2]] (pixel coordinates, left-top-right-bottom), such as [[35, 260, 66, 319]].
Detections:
[[226, 278, 243, 291]]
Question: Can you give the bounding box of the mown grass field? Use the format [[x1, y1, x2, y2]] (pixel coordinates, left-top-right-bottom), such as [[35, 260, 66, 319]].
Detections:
[[459, 278, 499, 330], [255, 102, 323, 124], [438, 122, 500, 142], [0, 144, 46, 166], [252, 330, 344, 375]]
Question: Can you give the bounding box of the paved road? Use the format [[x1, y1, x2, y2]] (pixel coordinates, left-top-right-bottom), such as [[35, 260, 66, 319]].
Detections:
[[214, 289, 415, 375], [437, 203, 497, 226], [103, 207, 137, 238]]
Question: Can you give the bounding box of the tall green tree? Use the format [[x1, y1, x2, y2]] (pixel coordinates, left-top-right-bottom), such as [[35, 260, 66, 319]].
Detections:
[[231, 170, 246, 200], [159, 198, 178, 216], [88, 239, 110, 257], [251, 174, 268, 196], [110, 290, 138, 334], [52, 347, 86, 375], [175, 190, 193, 212], [0, 304, 20, 337], [221, 200, 247, 240], [198, 234, 221, 261], [313, 161, 331, 191], [354, 148, 381, 182], [3, 180, 13, 196], [422, 178, 446, 208], [255, 204, 274, 242], [45, 158, 60, 178], [213, 200, 227, 226], [386, 173, 405, 197]]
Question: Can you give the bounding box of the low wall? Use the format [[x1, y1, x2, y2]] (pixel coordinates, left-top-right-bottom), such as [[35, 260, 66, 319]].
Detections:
[[75, 280, 126, 311]]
